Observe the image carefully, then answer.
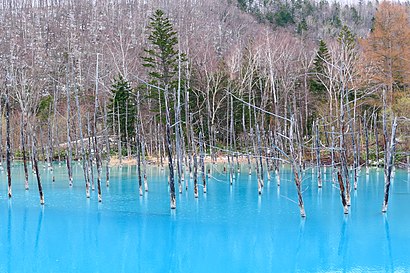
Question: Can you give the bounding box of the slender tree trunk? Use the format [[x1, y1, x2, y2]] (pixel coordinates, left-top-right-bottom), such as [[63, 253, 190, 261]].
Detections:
[[87, 113, 95, 191], [364, 111, 370, 174], [338, 171, 348, 214], [75, 86, 90, 198], [117, 102, 122, 166], [290, 116, 305, 217], [93, 116, 102, 202], [374, 113, 379, 168], [6, 90, 12, 198], [136, 120, 143, 196], [164, 87, 176, 209], [382, 87, 398, 213], [331, 126, 336, 184], [315, 119, 322, 188], [47, 118, 55, 182], [32, 129, 45, 205], [199, 131, 206, 193], [193, 149, 198, 198], [382, 117, 397, 213], [66, 73, 73, 187], [21, 113, 29, 190], [103, 101, 110, 186]]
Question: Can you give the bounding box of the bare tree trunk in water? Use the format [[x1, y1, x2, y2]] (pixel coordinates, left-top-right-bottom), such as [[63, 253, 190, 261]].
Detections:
[[136, 120, 143, 196], [251, 128, 262, 195], [21, 113, 29, 190], [164, 87, 176, 209], [338, 171, 348, 214], [94, 55, 102, 202], [117, 103, 122, 166], [382, 88, 398, 213], [103, 101, 110, 186], [199, 131, 206, 193], [66, 74, 73, 187], [289, 116, 305, 217], [75, 85, 90, 198], [331, 126, 336, 184], [193, 151, 198, 198], [381, 118, 397, 213], [374, 113, 379, 168], [32, 130, 45, 205], [364, 111, 370, 174], [142, 138, 148, 192], [6, 90, 12, 198], [47, 118, 55, 182], [315, 120, 322, 188], [93, 116, 102, 202], [87, 113, 94, 191]]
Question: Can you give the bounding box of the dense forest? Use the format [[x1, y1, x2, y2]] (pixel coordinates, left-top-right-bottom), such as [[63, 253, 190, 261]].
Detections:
[[0, 0, 409, 212]]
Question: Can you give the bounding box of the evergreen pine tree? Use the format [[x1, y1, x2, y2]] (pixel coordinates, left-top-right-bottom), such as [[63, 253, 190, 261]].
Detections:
[[142, 9, 180, 90], [310, 39, 331, 96], [108, 75, 136, 142]]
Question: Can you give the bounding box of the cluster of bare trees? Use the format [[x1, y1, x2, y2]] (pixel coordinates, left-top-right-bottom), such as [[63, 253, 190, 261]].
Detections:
[[0, 0, 408, 215]]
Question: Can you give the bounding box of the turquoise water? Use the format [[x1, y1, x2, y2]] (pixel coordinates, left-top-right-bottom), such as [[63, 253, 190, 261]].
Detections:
[[0, 162, 409, 272]]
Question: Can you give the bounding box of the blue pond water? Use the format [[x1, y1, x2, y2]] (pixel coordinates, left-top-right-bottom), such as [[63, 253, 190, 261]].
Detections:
[[0, 162, 409, 272]]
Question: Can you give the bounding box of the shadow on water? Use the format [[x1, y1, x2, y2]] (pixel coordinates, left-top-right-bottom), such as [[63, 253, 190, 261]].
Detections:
[[383, 215, 394, 272], [35, 207, 44, 251], [7, 200, 12, 273], [338, 215, 349, 272], [294, 218, 306, 271]]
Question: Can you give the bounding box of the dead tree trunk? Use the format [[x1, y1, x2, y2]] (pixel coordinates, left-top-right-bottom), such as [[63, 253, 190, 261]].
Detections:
[[382, 88, 398, 213], [75, 86, 90, 198], [374, 113, 379, 168], [117, 102, 122, 166], [193, 149, 198, 198], [337, 171, 348, 214], [21, 113, 29, 190], [93, 116, 102, 203], [6, 90, 12, 198], [331, 126, 336, 184], [199, 131, 206, 193], [289, 116, 306, 217], [66, 74, 73, 187], [87, 113, 94, 191], [103, 101, 110, 186], [315, 119, 322, 188], [32, 129, 45, 205], [164, 87, 176, 209], [136, 120, 143, 196], [381, 117, 397, 213], [364, 111, 370, 174]]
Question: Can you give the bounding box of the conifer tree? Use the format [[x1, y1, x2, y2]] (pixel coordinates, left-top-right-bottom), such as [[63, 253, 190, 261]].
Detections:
[[310, 39, 330, 96], [108, 75, 136, 142]]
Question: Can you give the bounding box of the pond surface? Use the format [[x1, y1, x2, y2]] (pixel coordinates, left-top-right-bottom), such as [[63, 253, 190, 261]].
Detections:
[[0, 162, 409, 272]]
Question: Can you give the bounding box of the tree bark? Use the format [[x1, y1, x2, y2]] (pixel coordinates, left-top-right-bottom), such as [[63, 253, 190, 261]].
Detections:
[[21, 113, 29, 190], [6, 90, 12, 198], [164, 87, 176, 209], [315, 119, 322, 188]]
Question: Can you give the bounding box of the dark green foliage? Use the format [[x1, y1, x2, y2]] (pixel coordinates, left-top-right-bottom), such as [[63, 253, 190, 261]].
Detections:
[[338, 25, 356, 54], [274, 6, 295, 27], [37, 95, 53, 122], [108, 75, 136, 141], [297, 18, 308, 34], [310, 39, 330, 96], [142, 9, 180, 89]]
